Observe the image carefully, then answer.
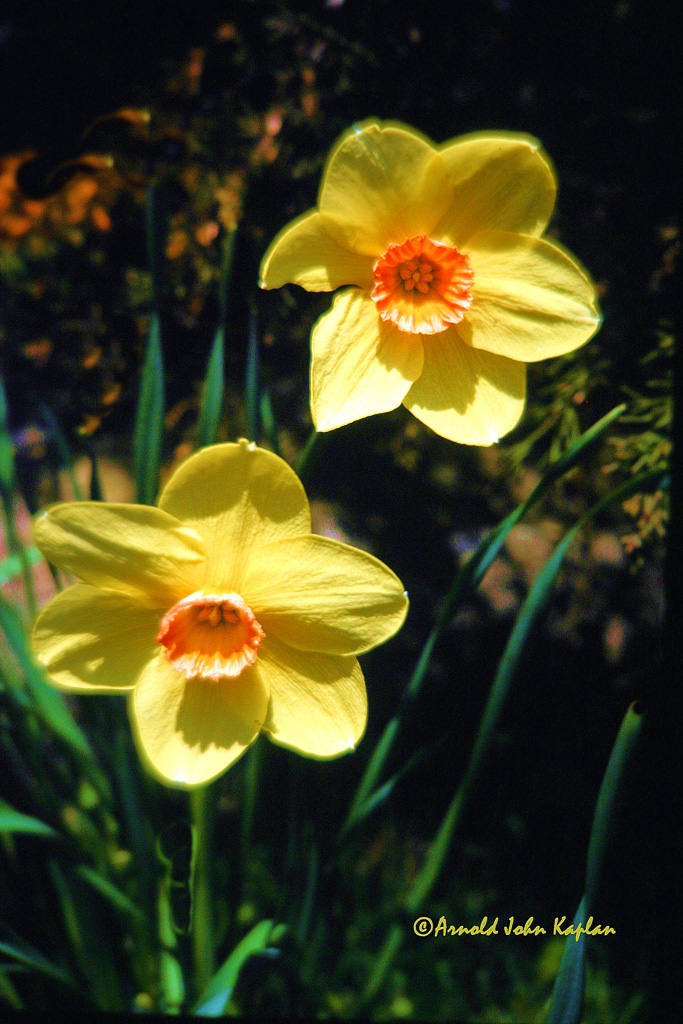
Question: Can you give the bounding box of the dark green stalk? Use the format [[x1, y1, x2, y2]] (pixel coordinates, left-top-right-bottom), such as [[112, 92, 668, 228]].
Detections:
[[190, 783, 216, 996]]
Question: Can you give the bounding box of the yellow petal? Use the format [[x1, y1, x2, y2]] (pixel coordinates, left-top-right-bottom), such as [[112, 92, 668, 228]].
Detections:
[[243, 535, 408, 655], [157, 441, 311, 593], [310, 289, 423, 431], [434, 132, 557, 246], [258, 210, 375, 292], [32, 584, 160, 692], [33, 502, 207, 606], [463, 230, 601, 360], [256, 634, 366, 758], [403, 329, 526, 444], [129, 648, 268, 788], [318, 119, 453, 257]]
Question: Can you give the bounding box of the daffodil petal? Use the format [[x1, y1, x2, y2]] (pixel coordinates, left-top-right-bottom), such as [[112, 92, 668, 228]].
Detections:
[[434, 132, 557, 246], [318, 119, 453, 257], [259, 209, 375, 292], [463, 230, 601, 360], [157, 441, 311, 592], [256, 634, 366, 758], [32, 584, 160, 693], [403, 329, 526, 445], [33, 502, 207, 606], [129, 648, 268, 788], [243, 535, 408, 656], [310, 289, 423, 431]]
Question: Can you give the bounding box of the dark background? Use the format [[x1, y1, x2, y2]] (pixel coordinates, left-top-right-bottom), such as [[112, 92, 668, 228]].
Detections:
[[1, 0, 676, 1014]]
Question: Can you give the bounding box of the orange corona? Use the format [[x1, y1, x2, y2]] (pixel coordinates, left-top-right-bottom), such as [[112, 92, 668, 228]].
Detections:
[[157, 591, 264, 681], [371, 235, 474, 335]]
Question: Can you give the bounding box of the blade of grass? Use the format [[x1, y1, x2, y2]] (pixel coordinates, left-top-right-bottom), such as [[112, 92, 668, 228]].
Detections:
[[344, 403, 629, 830], [259, 390, 281, 456], [0, 372, 38, 618], [191, 918, 275, 1017], [547, 703, 643, 1024], [133, 313, 165, 505], [74, 865, 146, 924], [197, 328, 225, 448], [244, 307, 260, 443], [48, 859, 124, 1010], [360, 468, 666, 1007], [0, 798, 59, 838], [38, 401, 84, 502], [0, 934, 76, 990]]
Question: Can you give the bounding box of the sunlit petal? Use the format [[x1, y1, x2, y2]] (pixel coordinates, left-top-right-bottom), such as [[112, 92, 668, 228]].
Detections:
[[259, 209, 375, 291], [434, 132, 557, 246], [404, 329, 526, 444], [32, 584, 161, 692], [129, 648, 269, 788], [33, 502, 206, 606], [318, 119, 453, 256], [243, 534, 408, 655], [157, 441, 311, 592], [310, 289, 423, 431], [256, 634, 366, 758], [462, 230, 601, 360]]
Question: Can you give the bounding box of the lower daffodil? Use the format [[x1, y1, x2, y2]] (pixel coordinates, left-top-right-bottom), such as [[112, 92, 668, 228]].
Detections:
[[259, 119, 601, 445], [31, 441, 408, 788]]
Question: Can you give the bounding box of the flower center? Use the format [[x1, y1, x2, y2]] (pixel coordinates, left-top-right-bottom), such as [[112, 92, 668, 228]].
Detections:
[[371, 235, 474, 335], [157, 591, 265, 681]]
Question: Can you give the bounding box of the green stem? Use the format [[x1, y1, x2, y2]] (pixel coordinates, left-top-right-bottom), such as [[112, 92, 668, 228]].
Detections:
[[190, 784, 216, 997], [240, 741, 262, 880]]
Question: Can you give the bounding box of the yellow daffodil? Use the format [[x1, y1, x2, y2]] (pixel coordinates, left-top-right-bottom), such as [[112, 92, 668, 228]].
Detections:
[[259, 119, 601, 445], [31, 441, 408, 788]]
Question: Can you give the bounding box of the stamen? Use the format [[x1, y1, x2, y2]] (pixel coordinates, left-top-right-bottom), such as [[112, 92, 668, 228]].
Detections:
[[371, 235, 474, 335]]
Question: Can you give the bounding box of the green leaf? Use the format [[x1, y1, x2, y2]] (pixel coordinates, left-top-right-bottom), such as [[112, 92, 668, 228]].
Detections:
[[133, 313, 165, 506], [259, 390, 281, 457], [0, 931, 75, 990], [38, 402, 84, 502], [192, 919, 276, 1017], [197, 328, 225, 448], [244, 307, 260, 443], [0, 546, 44, 587], [0, 371, 15, 495], [548, 705, 643, 1024], [0, 798, 58, 838], [0, 593, 91, 760], [547, 896, 588, 1024], [48, 860, 124, 1010], [74, 865, 146, 923]]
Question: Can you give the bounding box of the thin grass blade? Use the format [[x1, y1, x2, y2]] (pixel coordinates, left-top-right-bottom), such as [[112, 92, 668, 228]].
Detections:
[[192, 919, 275, 1017], [197, 328, 225, 448], [0, 798, 59, 838], [244, 307, 259, 442], [74, 865, 146, 923], [133, 313, 165, 505]]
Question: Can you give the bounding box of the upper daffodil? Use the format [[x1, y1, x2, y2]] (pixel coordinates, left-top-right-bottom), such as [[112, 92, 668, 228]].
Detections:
[[31, 441, 408, 788], [259, 119, 601, 445]]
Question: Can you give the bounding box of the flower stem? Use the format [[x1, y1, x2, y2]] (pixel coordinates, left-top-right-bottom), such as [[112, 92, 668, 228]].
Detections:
[[190, 783, 216, 996]]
